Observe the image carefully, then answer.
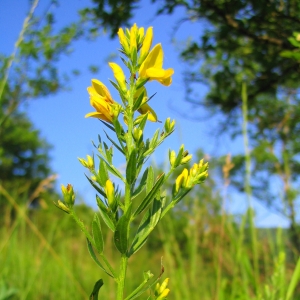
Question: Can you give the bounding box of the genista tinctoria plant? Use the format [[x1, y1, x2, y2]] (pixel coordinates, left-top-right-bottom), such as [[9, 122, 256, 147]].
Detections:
[[54, 23, 208, 300]]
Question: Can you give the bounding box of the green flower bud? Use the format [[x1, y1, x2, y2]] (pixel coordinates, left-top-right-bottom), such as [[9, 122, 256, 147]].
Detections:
[[61, 184, 75, 206], [78, 155, 94, 170], [164, 117, 175, 133], [133, 127, 143, 142], [169, 150, 176, 167], [54, 200, 71, 214]]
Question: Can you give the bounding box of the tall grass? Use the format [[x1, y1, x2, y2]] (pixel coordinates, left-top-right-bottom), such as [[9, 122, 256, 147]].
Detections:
[[1, 179, 300, 299]]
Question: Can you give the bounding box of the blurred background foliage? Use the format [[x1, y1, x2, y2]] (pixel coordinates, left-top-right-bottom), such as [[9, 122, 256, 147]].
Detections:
[[2, 0, 300, 299]]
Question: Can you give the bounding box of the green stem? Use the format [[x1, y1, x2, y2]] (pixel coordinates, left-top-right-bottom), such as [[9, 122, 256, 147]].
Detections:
[[70, 210, 117, 278], [117, 255, 128, 300]]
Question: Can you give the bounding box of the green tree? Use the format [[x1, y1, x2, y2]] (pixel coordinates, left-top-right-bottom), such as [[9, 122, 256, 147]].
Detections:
[[0, 0, 92, 212]]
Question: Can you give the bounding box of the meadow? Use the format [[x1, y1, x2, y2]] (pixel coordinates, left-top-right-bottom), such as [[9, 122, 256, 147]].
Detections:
[[1, 172, 300, 299]]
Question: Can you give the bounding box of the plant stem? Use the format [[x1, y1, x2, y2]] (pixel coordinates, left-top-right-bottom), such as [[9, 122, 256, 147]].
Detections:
[[117, 255, 128, 300]]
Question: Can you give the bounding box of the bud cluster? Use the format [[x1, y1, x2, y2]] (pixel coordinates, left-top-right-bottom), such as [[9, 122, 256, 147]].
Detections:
[[173, 159, 209, 197], [154, 278, 170, 300], [169, 144, 193, 168], [54, 184, 75, 214]]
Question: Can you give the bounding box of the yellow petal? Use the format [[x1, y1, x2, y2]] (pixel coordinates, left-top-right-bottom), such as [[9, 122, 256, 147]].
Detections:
[[138, 103, 157, 122], [139, 27, 153, 63], [85, 111, 112, 122], [118, 28, 129, 53], [130, 23, 138, 52], [90, 79, 113, 103], [108, 62, 127, 92]]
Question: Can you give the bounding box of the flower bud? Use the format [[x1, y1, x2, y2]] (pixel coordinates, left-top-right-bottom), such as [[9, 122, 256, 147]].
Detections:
[[158, 278, 169, 294], [190, 163, 199, 177], [109, 62, 127, 93], [155, 282, 161, 296], [164, 118, 175, 133], [133, 127, 143, 142], [175, 168, 188, 193], [61, 184, 75, 206], [181, 153, 192, 164], [169, 150, 176, 167], [156, 288, 170, 299], [105, 179, 115, 206], [78, 155, 94, 169], [118, 28, 130, 55], [54, 200, 71, 214]]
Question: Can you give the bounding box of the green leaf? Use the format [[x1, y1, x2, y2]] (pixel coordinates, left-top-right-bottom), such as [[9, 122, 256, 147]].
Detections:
[[146, 166, 154, 194], [87, 239, 113, 278], [96, 196, 116, 232], [133, 89, 145, 111], [132, 168, 149, 200], [104, 130, 125, 154], [85, 175, 106, 198], [149, 129, 160, 148], [114, 204, 132, 254], [92, 214, 104, 254], [173, 146, 184, 168], [99, 120, 115, 132], [103, 142, 113, 164], [133, 173, 165, 217], [98, 159, 109, 187], [97, 155, 125, 182], [137, 113, 148, 132], [89, 279, 104, 300], [129, 198, 162, 256], [135, 78, 148, 90], [126, 149, 137, 184], [113, 118, 125, 143], [286, 256, 300, 300]]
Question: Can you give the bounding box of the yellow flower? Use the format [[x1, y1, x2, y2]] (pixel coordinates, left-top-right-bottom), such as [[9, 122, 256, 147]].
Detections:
[[175, 168, 189, 193], [118, 28, 129, 54], [85, 79, 114, 123], [135, 87, 157, 122], [109, 62, 127, 92], [139, 43, 174, 86], [139, 26, 153, 64], [130, 23, 138, 53]]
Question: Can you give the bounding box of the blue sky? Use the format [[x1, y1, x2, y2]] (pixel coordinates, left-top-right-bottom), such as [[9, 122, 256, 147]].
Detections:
[[0, 0, 289, 227]]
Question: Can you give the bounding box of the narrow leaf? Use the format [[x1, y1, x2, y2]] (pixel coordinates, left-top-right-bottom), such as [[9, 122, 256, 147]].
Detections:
[[286, 256, 300, 300], [114, 204, 132, 254], [132, 168, 148, 200], [104, 130, 125, 154], [138, 113, 149, 132], [129, 198, 162, 256], [146, 166, 154, 194], [96, 196, 116, 232], [133, 173, 165, 217], [92, 214, 104, 253], [85, 175, 106, 198], [98, 159, 109, 187], [89, 279, 104, 300], [133, 89, 145, 111], [99, 119, 115, 132], [173, 146, 184, 167], [149, 129, 160, 148], [126, 149, 137, 184], [87, 239, 113, 278]]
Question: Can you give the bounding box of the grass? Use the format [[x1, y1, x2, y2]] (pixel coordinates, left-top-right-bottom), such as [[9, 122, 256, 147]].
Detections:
[[1, 188, 300, 300]]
